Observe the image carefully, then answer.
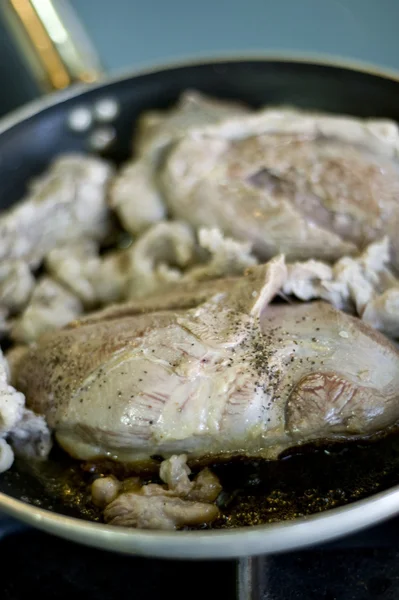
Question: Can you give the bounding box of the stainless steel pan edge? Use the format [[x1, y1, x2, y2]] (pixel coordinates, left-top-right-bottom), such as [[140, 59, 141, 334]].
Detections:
[[1, 481, 399, 559], [1, 52, 399, 558]]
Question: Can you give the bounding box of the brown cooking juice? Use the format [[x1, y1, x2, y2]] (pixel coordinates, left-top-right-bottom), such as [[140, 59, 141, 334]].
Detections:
[[1, 432, 399, 529]]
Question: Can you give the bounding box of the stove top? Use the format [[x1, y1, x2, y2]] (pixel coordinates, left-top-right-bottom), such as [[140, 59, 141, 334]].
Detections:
[[1, 515, 398, 600]]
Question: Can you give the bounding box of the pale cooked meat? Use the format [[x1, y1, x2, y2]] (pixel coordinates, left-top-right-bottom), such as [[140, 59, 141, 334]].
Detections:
[[0, 369, 24, 434], [73, 276, 238, 327], [0, 260, 34, 315], [11, 277, 83, 344], [161, 137, 355, 262], [283, 238, 399, 337], [5, 345, 29, 386], [109, 91, 249, 234], [159, 454, 222, 502], [187, 468, 223, 503], [108, 161, 166, 235], [124, 223, 258, 297], [45, 240, 104, 309], [160, 128, 399, 262], [8, 409, 52, 460], [360, 289, 399, 338], [134, 90, 250, 161], [45, 240, 128, 309], [46, 222, 196, 307], [124, 221, 196, 299], [14, 258, 399, 467], [184, 227, 257, 282], [175, 106, 399, 155], [91, 475, 122, 508], [0, 154, 114, 267], [46, 225, 250, 311], [0, 438, 14, 473], [159, 453, 192, 496], [97, 454, 221, 529], [104, 492, 219, 530], [0, 346, 51, 472], [116, 99, 399, 264]]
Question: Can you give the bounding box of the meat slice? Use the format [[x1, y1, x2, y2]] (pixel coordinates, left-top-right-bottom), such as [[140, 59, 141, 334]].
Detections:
[[283, 238, 399, 338], [72, 275, 238, 327], [91, 476, 122, 508], [121, 95, 399, 264], [104, 492, 219, 530], [133, 89, 250, 161], [0, 346, 51, 473], [45, 240, 129, 309], [14, 258, 399, 467], [0, 154, 114, 267], [161, 129, 399, 262], [184, 227, 257, 282], [11, 277, 83, 344], [108, 161, 166, 235], [46, 225, 254, 316], [159, 454, 222, 502], [124, 221, 196, 299], [109, 91, 249, 235], [8, 409, 52, 460], [95, 454, 221, 530], [0, 260, 34, 315]]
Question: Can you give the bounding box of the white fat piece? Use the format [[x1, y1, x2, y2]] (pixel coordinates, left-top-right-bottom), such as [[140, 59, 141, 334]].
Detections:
[[0, 347, 52, 472]]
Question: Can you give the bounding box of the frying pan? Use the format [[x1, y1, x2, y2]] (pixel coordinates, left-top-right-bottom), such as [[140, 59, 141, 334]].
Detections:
[[1, 55, 399, 561]]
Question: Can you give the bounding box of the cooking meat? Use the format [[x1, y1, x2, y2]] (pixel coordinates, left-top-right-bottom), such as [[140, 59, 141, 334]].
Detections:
[[120, 95, 399, 264], [109, 91, 249, 234], [45, 222, 196, 306], [0, 260, 34, 315], [11, 277, 83, 344], [14, 257, 399, 467], [104, 491, 219, 530], [45, 240, 128, 309], [74, 275, 238, 327], [184, 227, 257, 282], [8, 409, 52, 460], [0, 346, 51, 473], [362, 289, 399, 337], [124, 221, 196, 299], [0, 154, 114, 267], [109, 161, 166, 235], [96, 454, 221, 529], [91, 475, 122, 508], [160, 126, 399, 262], [159, 454, 222, 502], [283, 238, 399, 337], [134, 89, 250, 161], [45, 225, 254, 311]]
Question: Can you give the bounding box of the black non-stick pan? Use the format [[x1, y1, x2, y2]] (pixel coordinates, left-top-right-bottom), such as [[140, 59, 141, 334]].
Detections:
[[1, 56, 399, 561]]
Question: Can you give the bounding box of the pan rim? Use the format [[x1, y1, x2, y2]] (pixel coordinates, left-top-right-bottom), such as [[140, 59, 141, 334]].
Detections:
[[1, 480, 399, 558], [1, 50, 399, 136], [2, 51, 399, 557]]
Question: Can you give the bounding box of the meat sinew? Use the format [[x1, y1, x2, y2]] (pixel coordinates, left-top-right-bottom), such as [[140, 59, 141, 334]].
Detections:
[[0, 154, 114, 268], [160, 127, 399, 263], [92, 454, 222, 530], [117, 95, 399, 264], [14, 257, 399, 467]]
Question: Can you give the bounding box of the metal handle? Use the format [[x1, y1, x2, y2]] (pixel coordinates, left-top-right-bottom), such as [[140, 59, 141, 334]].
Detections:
[[236, 556, 270, 600], [1, 0, 105, 93]]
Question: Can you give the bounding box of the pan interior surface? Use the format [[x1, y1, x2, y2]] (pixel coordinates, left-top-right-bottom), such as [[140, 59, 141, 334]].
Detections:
[[1, 56, 399, 556]]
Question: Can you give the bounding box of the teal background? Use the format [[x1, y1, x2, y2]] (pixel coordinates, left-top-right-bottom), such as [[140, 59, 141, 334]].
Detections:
[[70, 0, 399, 73]]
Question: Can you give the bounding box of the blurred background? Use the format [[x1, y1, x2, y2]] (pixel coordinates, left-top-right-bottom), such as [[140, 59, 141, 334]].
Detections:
[[0, 0, 397, 118]]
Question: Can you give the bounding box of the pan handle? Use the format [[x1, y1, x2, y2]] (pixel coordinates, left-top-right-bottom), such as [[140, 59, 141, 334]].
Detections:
[[1, 0, 105, 94], [236, 556, 270, 600]]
